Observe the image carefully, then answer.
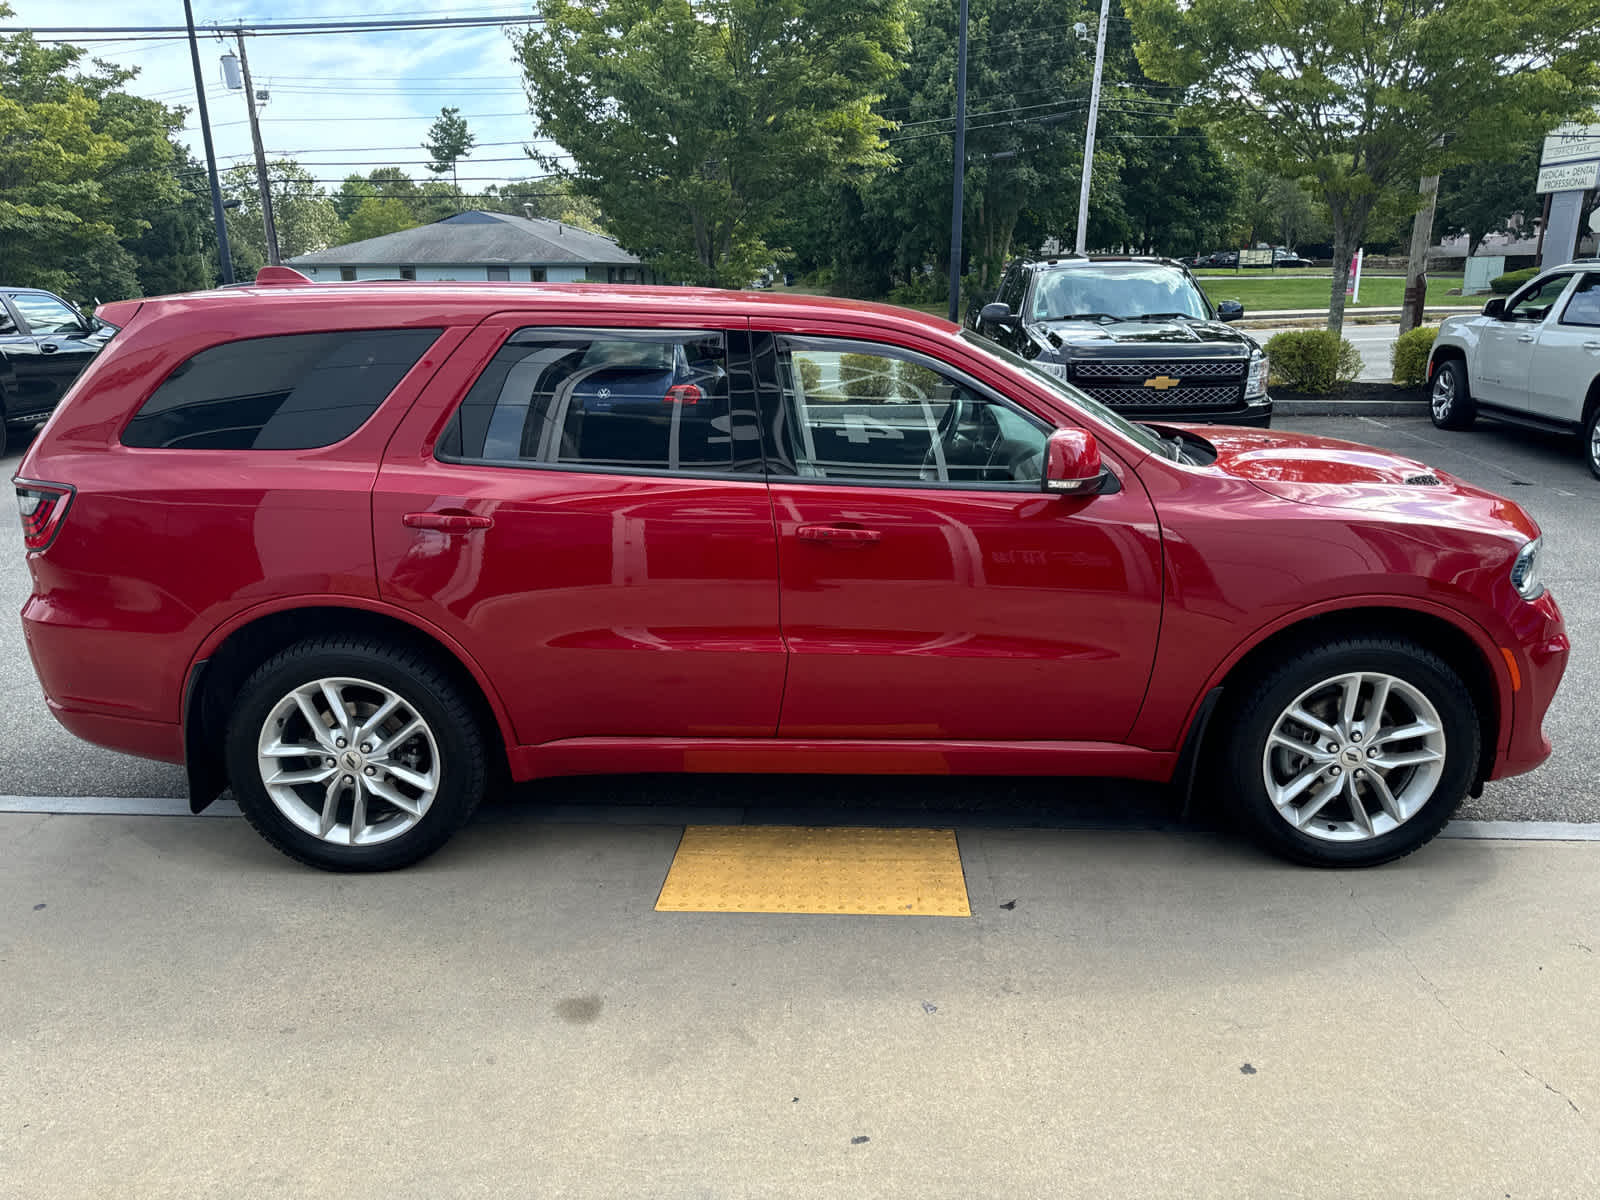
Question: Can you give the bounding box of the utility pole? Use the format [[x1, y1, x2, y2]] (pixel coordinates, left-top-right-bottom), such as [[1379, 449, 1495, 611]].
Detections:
[[232, 31, 280, 265], [183, 0, 233, 284], [1400, 173, 1440, 335], [1074, 0, 1110, 255], [946, 0, 969, 323]]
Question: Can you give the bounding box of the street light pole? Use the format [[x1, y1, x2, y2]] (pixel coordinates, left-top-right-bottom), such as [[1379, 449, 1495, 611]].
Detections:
[[1074, 0, 1110, 255], [183, 0, 233, 284], [233, 30, 280, 265], [946, 0, 969, 322]]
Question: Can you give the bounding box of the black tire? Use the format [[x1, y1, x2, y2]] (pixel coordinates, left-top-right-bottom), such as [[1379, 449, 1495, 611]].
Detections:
[[1584, 403, 1600, 481], [1429, 358, 1475, 430], [225, 637, 488, 871], [1221, 637, 1479, 868]]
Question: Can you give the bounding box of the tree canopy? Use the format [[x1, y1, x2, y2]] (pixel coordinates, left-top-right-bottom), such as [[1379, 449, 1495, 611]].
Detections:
[[1126, 0, 1600, 330], [422, 106, 476, 190], [515, 0, 910, 285]]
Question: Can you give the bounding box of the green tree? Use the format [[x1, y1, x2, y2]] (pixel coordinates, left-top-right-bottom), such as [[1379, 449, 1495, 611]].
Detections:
[[1435, 142, 1542, 256], [1126, 0, 1600, 331], [515, 0, 910, 286], [333, 173, 374, 222], [422, 106, 475, 191], [342, 196, 418, 243], [0, 10, 185, 300], [223, 159, 341, 278], [478, 177, 605, 231]]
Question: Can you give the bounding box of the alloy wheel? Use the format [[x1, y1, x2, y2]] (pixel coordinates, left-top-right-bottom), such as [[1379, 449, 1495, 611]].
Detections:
[[256, 676, 440, 847], [1261, 671, 1447, 843], [1430, 368, 1454, 421]]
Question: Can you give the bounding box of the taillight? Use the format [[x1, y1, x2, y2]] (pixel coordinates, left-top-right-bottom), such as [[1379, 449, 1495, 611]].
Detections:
[[15, 481, 74, 551], [664, 383, 702, 405]]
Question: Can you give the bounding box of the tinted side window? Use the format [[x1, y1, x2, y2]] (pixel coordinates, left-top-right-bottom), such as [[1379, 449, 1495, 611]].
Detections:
[[12, 293, 82, 335], [438, 328, 742, 473], [123, 328, 441, 450], [1559, 274, 1600, 328], [999, 265, 1027, 312], [768, 338, 1047, 486]]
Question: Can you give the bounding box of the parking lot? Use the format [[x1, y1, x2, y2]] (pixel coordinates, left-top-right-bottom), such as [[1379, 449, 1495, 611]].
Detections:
[[4, 412, 1598, 1195]]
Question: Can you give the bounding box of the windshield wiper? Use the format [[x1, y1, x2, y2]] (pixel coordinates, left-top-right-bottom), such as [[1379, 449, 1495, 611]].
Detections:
[[1049, 312, 1125, 323], [1127, 312, 1199, 321]]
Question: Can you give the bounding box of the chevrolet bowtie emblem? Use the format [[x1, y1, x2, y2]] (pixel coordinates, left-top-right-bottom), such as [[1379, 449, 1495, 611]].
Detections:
[[1143, 375, 1181, 390]]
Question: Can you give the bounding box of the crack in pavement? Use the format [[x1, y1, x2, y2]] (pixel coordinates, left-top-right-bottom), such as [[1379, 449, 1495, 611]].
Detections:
[[1348, 888, 1585, 1119]]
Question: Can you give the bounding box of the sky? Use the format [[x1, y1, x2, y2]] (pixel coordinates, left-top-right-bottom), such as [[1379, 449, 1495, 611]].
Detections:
[[4, 1, 563, 191]]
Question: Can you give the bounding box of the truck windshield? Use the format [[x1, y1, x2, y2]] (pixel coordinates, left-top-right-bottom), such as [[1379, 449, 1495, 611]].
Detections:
[[1028, 265, 1211, 323]]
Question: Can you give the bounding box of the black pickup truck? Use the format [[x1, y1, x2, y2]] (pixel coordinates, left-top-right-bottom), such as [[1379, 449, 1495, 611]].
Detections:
[[1, 287, 115, 457], [969, 256, 1272, 426]]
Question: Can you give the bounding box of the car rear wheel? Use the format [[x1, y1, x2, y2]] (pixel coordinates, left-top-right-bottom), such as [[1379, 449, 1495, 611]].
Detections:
[[1429, 359, 1475, 430], [1221, 637, 1479, 867], [1584, 405, 1600, 481], [225, 638, 488, 871]]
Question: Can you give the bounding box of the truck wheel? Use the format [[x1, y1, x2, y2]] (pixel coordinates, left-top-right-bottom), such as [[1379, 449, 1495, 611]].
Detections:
[[1222, 637, 1479, 868], [1584, 404, 1600, 481], [1429, 359, 1475, 430], [225, 637, 488, 871]]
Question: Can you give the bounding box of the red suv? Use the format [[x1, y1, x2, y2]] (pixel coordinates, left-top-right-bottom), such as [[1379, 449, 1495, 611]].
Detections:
[[14, 271, 1568, 871]]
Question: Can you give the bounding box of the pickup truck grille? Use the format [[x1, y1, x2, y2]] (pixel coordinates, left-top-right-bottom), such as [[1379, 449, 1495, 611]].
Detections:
[[1069, 358, 1248, 410]]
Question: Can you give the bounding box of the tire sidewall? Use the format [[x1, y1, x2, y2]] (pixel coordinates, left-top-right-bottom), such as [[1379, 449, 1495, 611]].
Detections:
[[1431, 361, 1464, 428], [1224, 640, 1479, 867], [1585, 406, 1600, 481], [225, 642, 485, 871]]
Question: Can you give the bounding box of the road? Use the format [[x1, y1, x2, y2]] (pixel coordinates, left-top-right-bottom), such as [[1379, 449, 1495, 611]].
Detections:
[[1, 411, 1593, 824]]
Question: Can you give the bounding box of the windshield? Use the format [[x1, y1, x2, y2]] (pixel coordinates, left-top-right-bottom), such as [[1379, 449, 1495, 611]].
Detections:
[[1027, 264, 1212, 323], [958, 330, 1168, 459]]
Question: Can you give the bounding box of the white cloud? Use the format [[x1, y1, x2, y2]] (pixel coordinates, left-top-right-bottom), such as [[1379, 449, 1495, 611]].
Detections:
[[5, 1, 560, 189]]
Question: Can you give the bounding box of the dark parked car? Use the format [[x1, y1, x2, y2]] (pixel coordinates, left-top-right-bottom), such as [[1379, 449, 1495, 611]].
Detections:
[[0, 288, 114, 457], [970, 256, 1272, 425], [14, 269, 1565, 871]]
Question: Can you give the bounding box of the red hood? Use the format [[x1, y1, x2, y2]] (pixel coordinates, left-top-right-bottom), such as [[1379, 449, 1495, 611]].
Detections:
[[1191, 426, 1538, 536]]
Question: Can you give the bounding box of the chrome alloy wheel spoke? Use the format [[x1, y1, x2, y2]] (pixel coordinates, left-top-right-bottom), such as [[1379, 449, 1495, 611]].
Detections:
[[257, 677, 440, 847], [1262, 671, 1448, 843]]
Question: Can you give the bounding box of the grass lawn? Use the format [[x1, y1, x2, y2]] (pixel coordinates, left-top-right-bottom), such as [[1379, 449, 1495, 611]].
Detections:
[[1192, 273, 1466, 312]]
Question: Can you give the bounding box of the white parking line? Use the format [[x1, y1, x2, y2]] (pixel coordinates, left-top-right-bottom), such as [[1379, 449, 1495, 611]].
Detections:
[[1, 796, 1597, 841]]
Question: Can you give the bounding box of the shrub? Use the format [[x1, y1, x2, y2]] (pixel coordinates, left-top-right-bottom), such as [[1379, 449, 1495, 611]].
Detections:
[[1490, 267, 1538, 295], [1264, 329, 1364, 392], [1391, 326, 1438, 387]]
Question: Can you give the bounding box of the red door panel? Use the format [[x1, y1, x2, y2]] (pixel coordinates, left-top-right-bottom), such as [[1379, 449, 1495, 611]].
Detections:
[[770, 474, 1164, 742], [373, 316, 785, 747]]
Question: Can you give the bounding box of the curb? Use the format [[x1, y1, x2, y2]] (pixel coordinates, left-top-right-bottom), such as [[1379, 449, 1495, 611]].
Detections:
[[1274, 398, 1429, 417]]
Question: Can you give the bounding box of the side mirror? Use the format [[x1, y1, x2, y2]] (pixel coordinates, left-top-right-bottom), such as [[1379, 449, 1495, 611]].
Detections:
[[1043, 428, 1103, 495], [1216, 300, 1244, 322], [979, 302, 1017, 327], [1481, 297, 1505, 319]]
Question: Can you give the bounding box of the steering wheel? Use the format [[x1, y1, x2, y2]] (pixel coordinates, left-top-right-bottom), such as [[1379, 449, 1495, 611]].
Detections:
[[923, 394, 1006, 481]]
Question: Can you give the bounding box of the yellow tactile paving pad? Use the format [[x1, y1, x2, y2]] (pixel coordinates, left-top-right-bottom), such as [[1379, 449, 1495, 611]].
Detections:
[[654, 825, 971, 916]]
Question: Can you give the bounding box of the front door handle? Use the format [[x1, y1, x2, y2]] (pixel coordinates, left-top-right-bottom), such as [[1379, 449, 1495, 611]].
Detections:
[[1584, 341, 1600, 351], [403, 510, 493, 532], [796, 523, 882, 546], [39, 343, 58, 353], [1515, 333, 1536, 343]]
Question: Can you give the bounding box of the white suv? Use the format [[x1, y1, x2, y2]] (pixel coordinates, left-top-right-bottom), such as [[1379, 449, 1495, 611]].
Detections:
[[1427, 259, 1600, 479]]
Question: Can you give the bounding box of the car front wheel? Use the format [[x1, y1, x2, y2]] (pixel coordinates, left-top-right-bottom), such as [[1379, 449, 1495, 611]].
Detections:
[[1222, 637, 1479, 867], [1429, 359, 1475, 430], [225, 637, 488, 871]]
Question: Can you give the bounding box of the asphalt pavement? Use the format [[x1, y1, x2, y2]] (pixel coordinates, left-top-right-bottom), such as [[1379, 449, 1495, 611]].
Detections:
[[2, 413, 1592, 824]]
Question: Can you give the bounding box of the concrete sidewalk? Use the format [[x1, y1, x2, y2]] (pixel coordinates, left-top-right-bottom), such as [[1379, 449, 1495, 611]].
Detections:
[[4, 811, 1597, 1196]]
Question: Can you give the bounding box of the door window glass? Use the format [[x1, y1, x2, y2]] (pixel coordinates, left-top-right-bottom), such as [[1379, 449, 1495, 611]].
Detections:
[[0, 303, 16, 335], [11, 293, 83, 335], [1559, 274, 1600, 327], [122, 328, 441, 450], [770, 340, 1047, 485], [999, 265, 1027, 313], [1504, 274, 1573, 322], [438, 328, 744, 473]]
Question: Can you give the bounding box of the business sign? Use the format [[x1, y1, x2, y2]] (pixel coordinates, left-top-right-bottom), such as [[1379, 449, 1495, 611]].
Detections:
[[1541, 123, 1600, 167], [1537, 160, 1600, 193]]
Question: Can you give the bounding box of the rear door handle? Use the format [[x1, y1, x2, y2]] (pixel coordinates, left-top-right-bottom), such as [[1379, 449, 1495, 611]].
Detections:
[[403, 511, 493, 532], [1515, 333, 1536, 343], [1584, 341, 1600, 351], [39, 343, 58, 353], [796, 523, 882, 546]]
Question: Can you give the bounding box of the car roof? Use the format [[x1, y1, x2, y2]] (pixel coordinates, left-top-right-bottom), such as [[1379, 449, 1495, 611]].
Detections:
[[110, 280, 964, 338], [1020, 255, 1187, 271]]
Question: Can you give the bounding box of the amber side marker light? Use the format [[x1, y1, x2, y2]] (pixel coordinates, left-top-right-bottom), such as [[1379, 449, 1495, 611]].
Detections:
[[1499, 647, 1522, 693]]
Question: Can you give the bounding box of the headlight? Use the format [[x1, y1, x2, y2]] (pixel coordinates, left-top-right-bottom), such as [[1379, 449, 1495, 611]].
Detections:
[[1245, 352, 1269, 401], [1511, 536, 1543, 600], [1035, 360, 1070, 381]]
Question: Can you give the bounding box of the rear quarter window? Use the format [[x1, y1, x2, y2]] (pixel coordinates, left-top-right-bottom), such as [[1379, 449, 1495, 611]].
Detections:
[[121, 328, 441, 450]]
